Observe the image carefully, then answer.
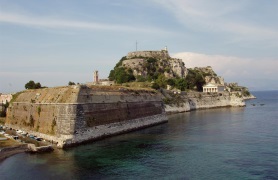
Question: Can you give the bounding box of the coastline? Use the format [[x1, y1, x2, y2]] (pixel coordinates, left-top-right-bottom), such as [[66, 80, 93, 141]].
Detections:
[[163, 91, 253, 114], [0, 144, 29, 163], [1, 88, 256, 161]]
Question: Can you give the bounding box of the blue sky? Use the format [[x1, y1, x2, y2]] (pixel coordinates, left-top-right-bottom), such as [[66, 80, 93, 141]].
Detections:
[[0, 0, 277, 93]]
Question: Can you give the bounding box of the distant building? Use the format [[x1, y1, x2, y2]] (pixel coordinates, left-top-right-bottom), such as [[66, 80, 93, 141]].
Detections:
[[203, 83, 224, 93], [0, 93, 12, 114], [0, 94, 12, 104], [93, 71, 99, 83], [87, 71, 114, 86]]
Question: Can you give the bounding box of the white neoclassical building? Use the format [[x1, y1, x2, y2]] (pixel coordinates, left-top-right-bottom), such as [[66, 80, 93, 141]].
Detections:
[[203, 83, 225, 93]]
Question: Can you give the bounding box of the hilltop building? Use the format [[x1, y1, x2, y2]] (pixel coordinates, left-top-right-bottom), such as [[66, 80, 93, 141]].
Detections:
[[203, 83, 225, 93], [126, 47, 170, 59]]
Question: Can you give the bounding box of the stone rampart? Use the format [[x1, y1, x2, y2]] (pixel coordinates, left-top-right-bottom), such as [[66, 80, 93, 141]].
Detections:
[[165, 91, 245, 113], [5, 85, 167, 148], [127, 50, 170, 59]]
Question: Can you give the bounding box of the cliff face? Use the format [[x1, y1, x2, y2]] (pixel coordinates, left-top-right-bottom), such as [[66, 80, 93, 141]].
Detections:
[[121, 49, 187, 79], [5, 85, 167, 148], [193, 66, 224, 85]]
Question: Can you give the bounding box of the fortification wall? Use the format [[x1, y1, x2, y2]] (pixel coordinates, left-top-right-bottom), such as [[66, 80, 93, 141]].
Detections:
[[165, 92, 245, 113], [5, 86, 167, 148], [126, 50, 170, 59]]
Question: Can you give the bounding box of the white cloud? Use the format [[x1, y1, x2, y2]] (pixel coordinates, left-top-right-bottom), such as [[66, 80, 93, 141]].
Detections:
[[152, 0, 278, 42], [173, 52, 278, 90], [0, 12, 169, 34]]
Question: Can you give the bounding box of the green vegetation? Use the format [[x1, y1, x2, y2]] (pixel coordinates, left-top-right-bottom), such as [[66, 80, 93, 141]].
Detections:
[[37, 106, 41, 116], [109, 67, 135, 84], [109, 56, 208, 92], [9, 92, 23, 104], [175, 78, 187, 91], [51, 118, 56, 134], [242, 89, 251, 96], [68, 81, 76, 85], [185, 69, 206, 91], [235, 92, 242, 98], [25, 80, 43, 89], [162, 93, 186, 107], [136, 75, 147, 82]]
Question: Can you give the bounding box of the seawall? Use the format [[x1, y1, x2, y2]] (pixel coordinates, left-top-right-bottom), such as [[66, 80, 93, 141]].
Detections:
[[5, 85, 168, 148], [163, 91, 246, 113]]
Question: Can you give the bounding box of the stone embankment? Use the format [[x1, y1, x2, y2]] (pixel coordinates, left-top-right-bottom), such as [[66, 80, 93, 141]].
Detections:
[[163, 91, 247, 114], [5, 85, 168, 148], [27, 144, 54, 152], [0, 144, 53, 162]]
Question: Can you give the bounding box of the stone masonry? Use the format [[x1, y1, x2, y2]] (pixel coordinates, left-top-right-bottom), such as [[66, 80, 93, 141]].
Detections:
[[5, 85, 167, 148]]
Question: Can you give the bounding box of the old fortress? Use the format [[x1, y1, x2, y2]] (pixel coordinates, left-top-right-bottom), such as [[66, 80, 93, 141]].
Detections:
[[127, 47, 170, 59], [2, 47, 253, 148]]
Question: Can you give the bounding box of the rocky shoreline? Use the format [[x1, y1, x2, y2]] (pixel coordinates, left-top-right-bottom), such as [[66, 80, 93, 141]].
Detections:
[[163, 91, 255, 114], [0, 144, 28, 162], [0, 144, 54, 163]]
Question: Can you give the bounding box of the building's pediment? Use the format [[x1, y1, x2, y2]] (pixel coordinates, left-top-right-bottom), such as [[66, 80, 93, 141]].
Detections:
[[203, 83, 217, 88]]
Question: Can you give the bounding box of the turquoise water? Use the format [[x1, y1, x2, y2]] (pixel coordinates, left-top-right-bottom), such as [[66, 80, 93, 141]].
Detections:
[[1, 91, 277, 180]]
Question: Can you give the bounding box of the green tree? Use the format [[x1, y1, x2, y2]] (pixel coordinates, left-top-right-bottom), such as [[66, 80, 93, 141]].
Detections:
[[155, 74, 167, 88], [185, 69, 206, 91], [68, 81, 76, 85], [113, 67, 135, 84], [35, 82, 41, 89], [151, 82, 160, 90], [195, 73, 205, 91], [166, 78, 175, 86], [175, 78, 187, 91], [25, 80, 42, 89], [108, 70, 115, 81], [136, 75, 146, 82]]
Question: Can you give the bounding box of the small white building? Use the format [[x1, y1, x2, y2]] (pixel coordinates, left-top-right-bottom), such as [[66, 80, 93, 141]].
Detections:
[[203, 83, 225, 93], [0, 94, 12, 104]]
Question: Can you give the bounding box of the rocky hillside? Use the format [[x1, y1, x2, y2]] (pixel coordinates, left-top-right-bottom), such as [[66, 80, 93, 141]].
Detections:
[[109, 49, 187, 85], [108, 48, 252, 97], [192, 66, 224, 85]]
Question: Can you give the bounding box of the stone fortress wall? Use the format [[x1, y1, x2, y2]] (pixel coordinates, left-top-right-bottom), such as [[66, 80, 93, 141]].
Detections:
[[5, 85, 167, 148], [127, 49, 170, 59], [164, 91, 245, 113]]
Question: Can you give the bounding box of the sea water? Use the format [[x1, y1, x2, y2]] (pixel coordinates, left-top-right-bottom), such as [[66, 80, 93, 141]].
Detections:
[[0, 91, 277, 180]]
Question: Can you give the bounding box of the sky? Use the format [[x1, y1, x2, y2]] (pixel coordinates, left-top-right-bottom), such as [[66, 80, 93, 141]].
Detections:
[[0, 0, 277, 93]]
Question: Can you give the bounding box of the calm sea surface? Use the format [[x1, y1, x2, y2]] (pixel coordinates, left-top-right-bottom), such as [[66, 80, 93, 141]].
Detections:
[[1, 91, 277, 180]]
